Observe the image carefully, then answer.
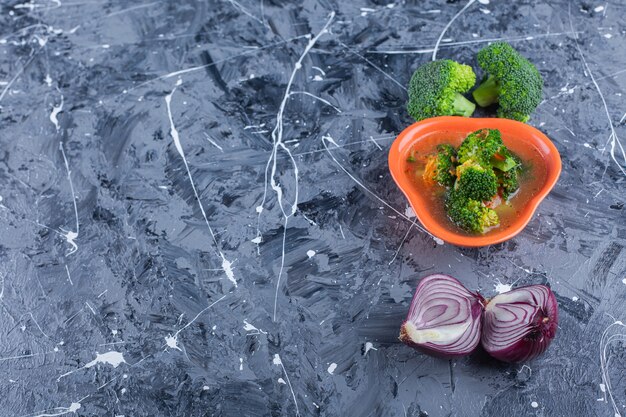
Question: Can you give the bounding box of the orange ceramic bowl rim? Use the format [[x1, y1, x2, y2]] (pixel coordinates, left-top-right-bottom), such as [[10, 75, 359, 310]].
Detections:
[[388, 116, 562, 247]]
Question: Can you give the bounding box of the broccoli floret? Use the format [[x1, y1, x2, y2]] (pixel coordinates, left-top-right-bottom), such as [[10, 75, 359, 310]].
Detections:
[[472, 42, 543, 122], [490, 147, 520, 172], [446, 189, 500, 234], [495, 162, 522, 200], [455, 159, 498, 201], [407, 60, 477, 122], [457, 129, 519, 172], [423, 144, 457, 187], [457, 129, 503, 165]]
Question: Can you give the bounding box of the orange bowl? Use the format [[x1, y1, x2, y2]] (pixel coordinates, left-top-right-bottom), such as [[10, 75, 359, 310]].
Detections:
[[388, 117, 561, 247]]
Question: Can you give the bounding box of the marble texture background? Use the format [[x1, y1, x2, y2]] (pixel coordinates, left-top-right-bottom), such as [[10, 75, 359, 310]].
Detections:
[[0, 0, 625, 416]]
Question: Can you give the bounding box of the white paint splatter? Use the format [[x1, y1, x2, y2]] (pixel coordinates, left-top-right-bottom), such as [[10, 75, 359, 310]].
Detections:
[[432, 0, 476, 61], [164, 335, 180, 351], [594, 5, 605, 12], [572, 296, 579, 301], [59, 143, 79, 256], [44, 74, 52, 87], [327, 363, 337, 374], [600, 320, 626, 417], [364, 342, 378, 355], [307, 250, 316, 258], [273, 354, 300, 416], [478, 0, 489, 4], [64, 265, 73, 285], [311, 66, 325, 76], [254, 12, 335, 322], [32, 401, 82, 417], [278, 377, 286, 384], [243, 320, 267, 335], [389, 223, 414, 265], [622, 278, 626, 285], [221, 258, 236, 288], [165, 84, 237, 287], [604, 33, 613, 38], [531, 401, 539, 408], [33, 35, 48, 47], [85, 302, 96, 315], [312, 75, 323, 81], [203, 133, 223, 151], [164, 295, 227, 351], [251, 236, 262, 244], [87, 351, 126, 368], [239, 357, 243, 371], [57, 351, 126, 381], [404, 206, 416, 218], [494, 279, 512, 294], [50, 97, 63, 131], [369, 135, 383, 150]]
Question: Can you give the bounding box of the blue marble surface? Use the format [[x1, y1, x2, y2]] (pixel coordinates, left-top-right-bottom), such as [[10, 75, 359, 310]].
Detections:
[[0, 0, 625, 416]]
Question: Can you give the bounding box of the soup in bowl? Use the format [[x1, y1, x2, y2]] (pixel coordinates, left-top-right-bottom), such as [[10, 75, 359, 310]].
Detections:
[[388, 117, 561, 247]]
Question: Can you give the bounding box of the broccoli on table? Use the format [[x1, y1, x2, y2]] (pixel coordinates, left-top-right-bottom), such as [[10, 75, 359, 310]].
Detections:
[[457, 129, 519, 172], [472, 42, 543, 122], [455, 159, 498, 202], [446, 189, 500, 234], [407, 60, 476, 122], [423, 144, 457, 187]]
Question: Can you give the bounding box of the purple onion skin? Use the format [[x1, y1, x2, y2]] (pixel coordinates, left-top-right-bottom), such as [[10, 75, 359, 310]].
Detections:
[[399, 274, 485, 358], [481, 284, 558, 363]]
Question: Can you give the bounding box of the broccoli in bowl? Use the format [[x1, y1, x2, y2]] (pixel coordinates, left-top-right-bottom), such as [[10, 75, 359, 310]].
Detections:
[[408, 128, 523, 234]]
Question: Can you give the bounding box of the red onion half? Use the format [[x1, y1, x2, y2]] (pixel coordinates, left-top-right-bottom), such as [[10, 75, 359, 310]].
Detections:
[[399, 274, 484, 357], [481, 284, 558, 362]]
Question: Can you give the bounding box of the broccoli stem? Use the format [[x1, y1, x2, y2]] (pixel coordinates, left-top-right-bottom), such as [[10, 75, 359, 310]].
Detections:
[[472, 75, 501, 107], [452, 93, 476, 117]]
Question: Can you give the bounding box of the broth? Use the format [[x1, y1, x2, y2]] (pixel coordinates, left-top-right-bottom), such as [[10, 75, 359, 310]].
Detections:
[[407, 130, 548, 236]]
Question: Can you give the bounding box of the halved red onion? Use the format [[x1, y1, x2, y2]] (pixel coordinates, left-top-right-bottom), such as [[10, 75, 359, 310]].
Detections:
[[481, 284, 558, 362], [399, 274, 484, 357]]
